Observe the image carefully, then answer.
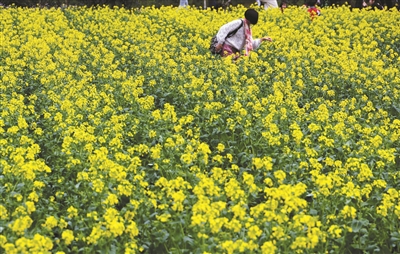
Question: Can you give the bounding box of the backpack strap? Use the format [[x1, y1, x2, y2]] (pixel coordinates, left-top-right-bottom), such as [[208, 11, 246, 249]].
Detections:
[[226, 19, 244, 39]]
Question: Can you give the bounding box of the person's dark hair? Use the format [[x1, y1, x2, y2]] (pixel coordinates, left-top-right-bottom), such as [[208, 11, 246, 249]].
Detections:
[[245, 8, 259, 25], [307, 0, 318, 5]]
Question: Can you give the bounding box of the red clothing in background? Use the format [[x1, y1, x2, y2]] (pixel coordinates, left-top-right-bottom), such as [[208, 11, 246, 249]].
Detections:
[[308, 6, 321, 19]]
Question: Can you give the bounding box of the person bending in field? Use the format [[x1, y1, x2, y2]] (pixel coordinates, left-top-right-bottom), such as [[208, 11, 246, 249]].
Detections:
[[214, 9, 272, 59]]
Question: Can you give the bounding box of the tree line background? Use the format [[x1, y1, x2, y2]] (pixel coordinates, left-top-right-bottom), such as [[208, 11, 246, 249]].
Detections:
[[1, 0, 354, 9]]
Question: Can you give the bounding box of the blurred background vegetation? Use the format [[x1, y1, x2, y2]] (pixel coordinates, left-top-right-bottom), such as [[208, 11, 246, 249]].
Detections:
[[1, 0, 352, 9]]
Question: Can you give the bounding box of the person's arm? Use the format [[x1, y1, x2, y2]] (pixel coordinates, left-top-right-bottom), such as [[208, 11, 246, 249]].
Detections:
[[261, 37, 273, 42], [252, 37, 272, 50]]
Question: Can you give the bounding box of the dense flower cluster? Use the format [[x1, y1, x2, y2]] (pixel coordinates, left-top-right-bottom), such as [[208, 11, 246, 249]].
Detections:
[[0, 4, 399, 253]]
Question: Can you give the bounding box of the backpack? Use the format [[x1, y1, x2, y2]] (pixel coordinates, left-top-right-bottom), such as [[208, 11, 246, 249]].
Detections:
[[209, 19, 244, 55]]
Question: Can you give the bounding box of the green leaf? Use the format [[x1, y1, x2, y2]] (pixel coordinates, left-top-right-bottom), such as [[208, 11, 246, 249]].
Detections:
[[309, 208, 318, 216], [351, 219, 363, 233], [154, 229, 170, 243], [183, 235, 194, 245]]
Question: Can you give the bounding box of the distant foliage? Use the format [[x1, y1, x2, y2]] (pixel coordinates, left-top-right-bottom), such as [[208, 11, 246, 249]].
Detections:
[[0, 5, 399, 254], [0, 0, 259, 8], [0, 0, 357, 8]]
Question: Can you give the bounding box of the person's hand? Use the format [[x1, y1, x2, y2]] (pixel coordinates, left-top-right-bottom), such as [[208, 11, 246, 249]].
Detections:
[[262, 37, 273, 42], [215, 43, 223, 53]]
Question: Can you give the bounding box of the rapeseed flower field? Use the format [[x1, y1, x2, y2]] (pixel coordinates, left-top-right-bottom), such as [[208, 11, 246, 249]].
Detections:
[[0, 4, 400, 253]]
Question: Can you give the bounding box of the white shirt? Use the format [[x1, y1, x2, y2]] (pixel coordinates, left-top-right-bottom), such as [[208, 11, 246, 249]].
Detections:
[[216, 19, 262, 51]]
